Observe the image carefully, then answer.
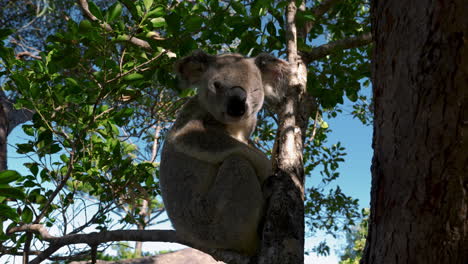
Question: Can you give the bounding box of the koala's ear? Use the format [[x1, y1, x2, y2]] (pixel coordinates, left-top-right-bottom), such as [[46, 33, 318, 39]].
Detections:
[[175, 50, 214, 86], [254, 53, 290, 103]]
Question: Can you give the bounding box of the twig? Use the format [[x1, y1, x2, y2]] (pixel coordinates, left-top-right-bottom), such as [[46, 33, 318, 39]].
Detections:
[[300, 0, 343, 38], [35, 151, 75, 223], [105, 51, 167, 84], [15, 51, 41, 60], [301, 32, 372, 63], [76, 0, 165, 51]]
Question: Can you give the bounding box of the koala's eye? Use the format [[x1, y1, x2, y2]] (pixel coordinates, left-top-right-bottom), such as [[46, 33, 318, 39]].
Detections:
[[213, 81, 222, 91]]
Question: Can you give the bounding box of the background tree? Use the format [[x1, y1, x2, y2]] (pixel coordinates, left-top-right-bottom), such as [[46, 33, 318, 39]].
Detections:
[[339, 209, 368, 264], [0, 0, 373, 263], [362, 0, 468, 263]]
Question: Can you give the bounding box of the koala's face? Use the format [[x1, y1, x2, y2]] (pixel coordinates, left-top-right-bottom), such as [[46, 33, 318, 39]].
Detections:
[[176, 51, 289, 124], [197, 55, 265, 123]]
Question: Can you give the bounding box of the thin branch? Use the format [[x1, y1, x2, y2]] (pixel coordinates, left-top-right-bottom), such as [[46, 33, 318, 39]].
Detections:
[[7, 225, 250, 264], [150, 122, 162, 163], [35, 151, 75, 223], [76, 0, 112, 32], [105, 51, 167, 84], [0, 246, 43, 256], [15, 51, 41, 60], [76, 0, 164, 51], [305, 110, 321, 148], [300, 0, 343, 38], [301, 32, 372, 63]]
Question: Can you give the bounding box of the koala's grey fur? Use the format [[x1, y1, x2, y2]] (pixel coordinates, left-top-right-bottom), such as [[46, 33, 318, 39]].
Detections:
[[159, 51, 289, 255]]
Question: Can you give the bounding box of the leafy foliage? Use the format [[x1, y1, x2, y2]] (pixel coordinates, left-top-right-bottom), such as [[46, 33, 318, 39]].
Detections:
[[0, 0, 372, 260], [339, 208, 369, 264]]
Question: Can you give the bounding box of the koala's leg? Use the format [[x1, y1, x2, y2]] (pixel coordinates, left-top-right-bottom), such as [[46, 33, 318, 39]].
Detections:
[[204, 154, 264, 255]]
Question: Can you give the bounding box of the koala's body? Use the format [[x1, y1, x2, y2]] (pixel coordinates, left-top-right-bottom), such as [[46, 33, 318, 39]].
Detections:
[[159, 51, 289, 255]]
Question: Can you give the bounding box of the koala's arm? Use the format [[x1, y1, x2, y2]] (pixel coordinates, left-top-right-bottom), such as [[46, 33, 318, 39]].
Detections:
[[167, 123, 272, 183]]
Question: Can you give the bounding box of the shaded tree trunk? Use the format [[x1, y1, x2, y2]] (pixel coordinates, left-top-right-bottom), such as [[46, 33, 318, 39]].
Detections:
[[0, 103, 8, 171], [258, 2, 315, 263], [0, 93, 34, 172], [363, 0, 468, 263], [135, 199, 149, 257]]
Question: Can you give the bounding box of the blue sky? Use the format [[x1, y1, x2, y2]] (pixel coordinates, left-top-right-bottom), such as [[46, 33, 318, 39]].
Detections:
[[325, 98, 372, 210], [304, 95, 373, 263]]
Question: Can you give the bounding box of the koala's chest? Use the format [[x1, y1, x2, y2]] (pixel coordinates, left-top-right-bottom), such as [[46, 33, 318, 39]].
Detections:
[[225, 127, 249, 144], [224, 121, 254, 145]]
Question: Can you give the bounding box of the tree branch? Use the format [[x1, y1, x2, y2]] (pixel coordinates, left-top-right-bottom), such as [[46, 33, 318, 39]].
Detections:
[[76, 0, 164, 51], [105, 50, 167, 84], [299, 0, 343, 38], [7, 224, 250, 264], [301, 32, 372, 63], [15, 51, 41, 60]]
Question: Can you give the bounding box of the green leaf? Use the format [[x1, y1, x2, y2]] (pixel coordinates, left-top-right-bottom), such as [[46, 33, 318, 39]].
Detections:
[[108, 3, 123, 22], [0, 170, 21, 184], [0, 204, 19, 221], [147, 6, 165, 18], [11, 73, 29, 91], [88, 1, 103, 20], [166, 12, 181, 33], [60, 154, 69, 163], [321, 121, 329, 129], [48, 144, 62, 154], [23, 125, 34, 137], [185, 15, 203, 32], [0, 29, 13, 41], [65, 77, 78, 87], [266, 21, 276, 36], [21, 206, 33, 223], [16, 143, 35, 154], [79, 20, 93, 33], [0, 185, 25, 200], [123, 73, 144, 81], [231, 1, 246, 15], [143, 0, 153, 11], [151, 17, 166, 28]]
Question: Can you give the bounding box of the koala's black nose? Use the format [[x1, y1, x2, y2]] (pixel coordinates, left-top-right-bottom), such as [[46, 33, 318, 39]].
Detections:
[[226, 86, 246, 117]]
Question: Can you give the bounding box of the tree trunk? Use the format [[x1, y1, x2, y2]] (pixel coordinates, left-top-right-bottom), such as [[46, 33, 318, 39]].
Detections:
[[0, 103, 8, 171], [135, 199, 149, 257], [363, 1, 468, 263], [258, 2, 313, 263]]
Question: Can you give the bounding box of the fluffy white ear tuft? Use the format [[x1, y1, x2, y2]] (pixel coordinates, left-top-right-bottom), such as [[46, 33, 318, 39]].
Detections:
[[254, 53, 290, 105], [175, 50, 214, 87]]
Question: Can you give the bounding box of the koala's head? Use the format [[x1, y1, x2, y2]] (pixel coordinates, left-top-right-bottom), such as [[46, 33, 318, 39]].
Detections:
[[176, 50, 289, 124]]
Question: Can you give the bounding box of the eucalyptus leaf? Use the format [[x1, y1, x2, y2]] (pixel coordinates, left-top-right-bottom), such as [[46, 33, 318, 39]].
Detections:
[[0, 170, 21, 184]]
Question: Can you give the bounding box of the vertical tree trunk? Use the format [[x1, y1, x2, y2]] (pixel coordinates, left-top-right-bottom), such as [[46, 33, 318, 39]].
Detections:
[[0, 103, 8, 171], [363, 1, 468, 263], [135, 199, 149, 257], [258, 2, 312, 263], [134, 225, 143, 257]]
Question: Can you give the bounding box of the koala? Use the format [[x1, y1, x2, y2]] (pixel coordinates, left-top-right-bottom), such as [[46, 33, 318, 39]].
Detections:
[[159, 50, 289, 255]]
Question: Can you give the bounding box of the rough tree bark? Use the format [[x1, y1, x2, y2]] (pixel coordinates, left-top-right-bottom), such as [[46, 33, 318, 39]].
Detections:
[[258, 1, 312, 263], [0, 93, 34, 171], [363, 0, 468, 263], [0, 103, 8, 171]]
